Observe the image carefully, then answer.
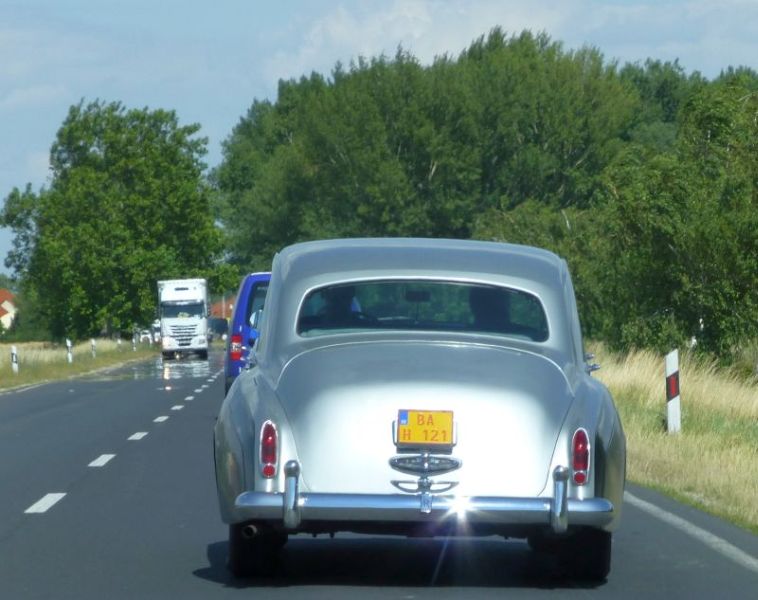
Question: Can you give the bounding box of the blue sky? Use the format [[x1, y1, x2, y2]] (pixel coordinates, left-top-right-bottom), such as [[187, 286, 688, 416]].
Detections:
[[2, 0, 757, 275]]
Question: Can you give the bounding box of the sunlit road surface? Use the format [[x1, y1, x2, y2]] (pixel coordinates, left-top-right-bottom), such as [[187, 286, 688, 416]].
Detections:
[[0, 347, 756, 598]]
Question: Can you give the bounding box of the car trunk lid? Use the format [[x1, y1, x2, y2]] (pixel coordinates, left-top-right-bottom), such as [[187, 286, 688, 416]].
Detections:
[[276, 340, 573, 497]]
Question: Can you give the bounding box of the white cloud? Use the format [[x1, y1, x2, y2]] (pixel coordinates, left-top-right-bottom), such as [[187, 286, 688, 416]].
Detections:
[[261, 0, 757, 89], [262, 0, 580, 87]]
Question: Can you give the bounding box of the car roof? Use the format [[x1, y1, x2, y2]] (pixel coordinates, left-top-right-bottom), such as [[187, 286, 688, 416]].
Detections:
[[275, 238, 565, 290], [233, 272, 271, 307], [241, 271, 271, 284]]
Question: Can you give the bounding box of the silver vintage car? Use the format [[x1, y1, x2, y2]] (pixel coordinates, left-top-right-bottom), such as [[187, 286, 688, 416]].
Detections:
[[214, 238, 626, 580]]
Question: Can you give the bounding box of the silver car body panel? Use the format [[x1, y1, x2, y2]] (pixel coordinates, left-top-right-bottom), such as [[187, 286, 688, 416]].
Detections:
[[214, 238, 626, 537]]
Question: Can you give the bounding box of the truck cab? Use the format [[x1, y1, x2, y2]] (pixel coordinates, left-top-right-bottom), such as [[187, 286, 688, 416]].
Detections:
[[158, 278, 209, 359]]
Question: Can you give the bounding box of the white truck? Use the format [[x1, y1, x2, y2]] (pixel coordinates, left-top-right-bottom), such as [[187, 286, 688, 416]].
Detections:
[[157, 278, 209, 359]]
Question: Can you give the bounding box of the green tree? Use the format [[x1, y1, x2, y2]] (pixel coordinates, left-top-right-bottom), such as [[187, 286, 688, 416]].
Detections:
[[588, 79, 757, 356], [213, 29, 637, 270], [619, 59, 706, 152], [209, 28, 755, 360], [1, 100, 222, 338], [673, 81, 758, 354]]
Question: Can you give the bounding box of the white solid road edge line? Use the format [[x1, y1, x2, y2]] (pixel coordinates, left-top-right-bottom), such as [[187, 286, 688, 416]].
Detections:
[[624, 491, 758, 574], [25, 493, 66, 514], [88, 454, 116, 467]]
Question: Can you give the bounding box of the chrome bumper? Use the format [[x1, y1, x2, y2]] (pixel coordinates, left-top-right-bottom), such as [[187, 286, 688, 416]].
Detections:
[[233, 462, 615, 534]]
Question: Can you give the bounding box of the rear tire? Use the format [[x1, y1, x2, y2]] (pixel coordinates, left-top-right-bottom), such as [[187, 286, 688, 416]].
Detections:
[[528, 528, 611, 581], [227, 523, 286, 578], [527, 530, 560, 553], [560, 528, 612, 582]]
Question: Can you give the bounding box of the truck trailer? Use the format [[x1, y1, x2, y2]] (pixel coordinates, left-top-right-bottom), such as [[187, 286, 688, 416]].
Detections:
[[157, 278, 209, 359]]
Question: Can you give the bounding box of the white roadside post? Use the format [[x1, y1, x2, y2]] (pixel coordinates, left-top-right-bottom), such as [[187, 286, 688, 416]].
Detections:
[[11, 345, 19, 375], [117, 335, 122, 350], [66, 338, 73, 364], [665, 349, 681, 434], [132, 333, 137, 352], [91, 338, 96, 358]]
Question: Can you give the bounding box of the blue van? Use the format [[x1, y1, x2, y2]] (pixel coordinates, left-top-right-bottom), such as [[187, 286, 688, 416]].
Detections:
[[224, 272, 271, 393]]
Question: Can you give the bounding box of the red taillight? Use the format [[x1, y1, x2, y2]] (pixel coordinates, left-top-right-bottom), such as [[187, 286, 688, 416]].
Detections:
[[572, 428, 590, 485], [260, 421, 277, 478], [230, 334, 243, 361]]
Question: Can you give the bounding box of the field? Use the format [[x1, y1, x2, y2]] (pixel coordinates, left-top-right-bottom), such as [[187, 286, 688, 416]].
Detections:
[[591, 343, 758, 533], [0, 339, 156, 390]]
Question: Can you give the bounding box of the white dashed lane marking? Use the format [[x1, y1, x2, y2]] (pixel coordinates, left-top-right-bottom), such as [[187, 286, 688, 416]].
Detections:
[[22, 372, 226, 516], [25, 493, 66, 514], [88, 454, 115, 467]]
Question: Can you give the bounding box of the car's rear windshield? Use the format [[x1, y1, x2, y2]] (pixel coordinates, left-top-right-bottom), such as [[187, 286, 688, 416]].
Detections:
[[245, 282, 269, 322], [297, 280, 548, 342]]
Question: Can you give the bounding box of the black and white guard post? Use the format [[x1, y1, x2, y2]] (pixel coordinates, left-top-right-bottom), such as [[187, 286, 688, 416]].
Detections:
[[66, 338, 73, 364], [665, 349, 681, 433], [11, 345, 19, 375], [91, 338, 96, 358]]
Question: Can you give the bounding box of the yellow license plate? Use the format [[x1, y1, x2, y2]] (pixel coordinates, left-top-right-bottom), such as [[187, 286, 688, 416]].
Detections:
[[396, 409, 454, 448]]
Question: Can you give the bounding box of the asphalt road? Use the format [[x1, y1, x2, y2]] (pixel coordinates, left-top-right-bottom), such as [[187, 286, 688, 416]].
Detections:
[[1, 349, 756, 599]]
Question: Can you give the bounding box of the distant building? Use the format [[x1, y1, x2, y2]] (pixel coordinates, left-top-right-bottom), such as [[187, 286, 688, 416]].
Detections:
[[0, 289, 17, 331], [210, 298, 234, 319]]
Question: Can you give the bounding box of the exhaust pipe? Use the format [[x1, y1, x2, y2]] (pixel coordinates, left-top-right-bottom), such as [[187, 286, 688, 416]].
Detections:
[[241, 524, 259, 539]]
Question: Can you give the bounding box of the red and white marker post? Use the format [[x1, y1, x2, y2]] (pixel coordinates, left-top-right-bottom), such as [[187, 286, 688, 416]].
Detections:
[[665, 349, 681, 433]]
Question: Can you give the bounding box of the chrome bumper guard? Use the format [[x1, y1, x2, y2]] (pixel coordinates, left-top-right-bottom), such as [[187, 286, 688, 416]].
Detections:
[[234, 462, 614, 534]]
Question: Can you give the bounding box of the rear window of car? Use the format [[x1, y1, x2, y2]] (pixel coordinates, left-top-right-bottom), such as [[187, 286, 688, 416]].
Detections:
[[245, 282, 269, 322], [297, 280, 548, 342]]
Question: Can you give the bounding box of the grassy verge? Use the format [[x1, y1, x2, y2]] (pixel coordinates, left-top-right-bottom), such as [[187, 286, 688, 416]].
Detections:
[[0, 339, 157, 391], [590, 342, 758, 534]]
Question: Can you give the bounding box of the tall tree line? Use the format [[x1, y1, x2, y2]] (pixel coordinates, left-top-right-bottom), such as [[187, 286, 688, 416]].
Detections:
[[1, 29, 755, 358], [212, 29, 756, 357]]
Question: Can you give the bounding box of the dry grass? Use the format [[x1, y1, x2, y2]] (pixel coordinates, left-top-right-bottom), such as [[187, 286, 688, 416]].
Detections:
[[590, 342, 758, 533], [0, 339, 156, 390]]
